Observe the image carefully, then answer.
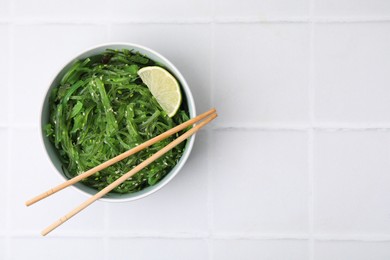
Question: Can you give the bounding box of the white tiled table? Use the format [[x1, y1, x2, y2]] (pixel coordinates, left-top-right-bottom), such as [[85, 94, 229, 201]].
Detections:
[[1, 0, 390, 259]]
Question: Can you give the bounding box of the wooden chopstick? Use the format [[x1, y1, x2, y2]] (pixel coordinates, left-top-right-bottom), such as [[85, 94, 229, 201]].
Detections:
[[41, 112, 217, 236], [25, 108, 216, 207]]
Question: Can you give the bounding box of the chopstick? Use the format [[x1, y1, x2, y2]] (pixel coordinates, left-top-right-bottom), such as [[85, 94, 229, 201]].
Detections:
[[25, 108, 216, 207], [41, 112, 217, 236]]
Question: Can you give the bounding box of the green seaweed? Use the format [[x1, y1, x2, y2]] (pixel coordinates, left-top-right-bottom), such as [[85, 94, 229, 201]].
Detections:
[[45, 49, 189, 194]]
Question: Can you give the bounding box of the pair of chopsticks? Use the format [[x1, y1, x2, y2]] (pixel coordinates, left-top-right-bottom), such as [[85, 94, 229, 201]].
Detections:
[[26, 108, 217, 236]]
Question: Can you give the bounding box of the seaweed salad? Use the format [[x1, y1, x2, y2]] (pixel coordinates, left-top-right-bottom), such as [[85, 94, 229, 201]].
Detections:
[[45, 49, 190, 194]]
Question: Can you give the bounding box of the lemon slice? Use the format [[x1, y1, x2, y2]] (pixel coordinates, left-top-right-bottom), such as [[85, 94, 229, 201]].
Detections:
[[138, 66, 182, 117]]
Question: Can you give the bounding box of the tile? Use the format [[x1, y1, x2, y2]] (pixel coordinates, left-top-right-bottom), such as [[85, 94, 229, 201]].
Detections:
[[314, 0, 390, 17], [110, 24, 211, 112], [107, 131, 209, 233], [211, 130, 309, 234], [9, 128, 105, 234], [107, 0, 211, 20], [215, 0, 309, 18], [313, 23, 390, 123], [13, 24, 107, 126], [107, 238, 208, 260], [9, 237, 104, 260], [14, 0, 107, 19], [0, 129, 7, 232], [0, 238, 4, 259], [213, 239, 309, 260], [314, 131, 390, 234], [214, 24, 310, 127], [0, 0, 9, 17], [0, 25, 9, 124], [314, 241, 390, 260]]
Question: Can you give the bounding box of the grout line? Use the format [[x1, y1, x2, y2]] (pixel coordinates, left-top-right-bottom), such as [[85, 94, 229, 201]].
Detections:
[[6, 20, 111, 26], [103, 205, 109, 260], [205, 129, 214, 259], [4, 126, 11, 260], [313, 127, 390, 131], [6, 16, 349, 24], [207, 1, 217, 258], [8, 231, 106, 238], [308, 17, 316, 124], [1, 17, 212, 25], [308, 93, 315, 257], [5, 5, 15, 256], [7, 230, 390, 241], [105, 233, 208, 239], [213, 126, 310, 132], [308, 103, 315, 243], [107, 18, 213, 24], [212, 234, 390, 242], [313, 235, 390, 242], [2, 17, 390, 25], [212, 126, 390, 131], [214, 17, 309, 23], [210, 126, 390, 132], [208, 238, 214, 260], [213, 234, 310, 240], [313, 17, 390, 23], [6, 8, 14, 144], [308, 0, 315, 258]]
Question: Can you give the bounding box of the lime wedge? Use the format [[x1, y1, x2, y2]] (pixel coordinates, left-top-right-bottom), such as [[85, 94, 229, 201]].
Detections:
[[138, 66, 182, 117]]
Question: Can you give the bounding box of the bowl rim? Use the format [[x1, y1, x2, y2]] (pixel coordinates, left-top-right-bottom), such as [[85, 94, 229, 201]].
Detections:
[[40, 42, 196, 203]]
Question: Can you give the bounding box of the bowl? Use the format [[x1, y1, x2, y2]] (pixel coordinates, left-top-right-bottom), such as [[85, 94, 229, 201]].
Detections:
[[40, 42, 196, 202]]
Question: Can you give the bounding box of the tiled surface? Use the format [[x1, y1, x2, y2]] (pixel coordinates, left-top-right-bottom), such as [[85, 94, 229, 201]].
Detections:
[[313, 0, 390, 18], [214, 24, 310, 127], [9, 238, 105, 260], [110, 24, 211, 112], [107, 0, 211, 20], [107, 131, 209, 233], [314, 241, 390, 260], [12, 24, 107, 126], [211, 130, 309, 234], [0, 238, 4, 259], [1, 0, 390, 259], [213, 240, 309, 260], [107, 238, 208, 260], [0, 25, 9, 124], [0, 0, 9, 17], [9, 128, 105, 233], [313, 23, 390, 123], [0, 129, 7, 233], [314, 132, 390, 234], [14, 0, 108, 20], [215, 0, 310, 19]]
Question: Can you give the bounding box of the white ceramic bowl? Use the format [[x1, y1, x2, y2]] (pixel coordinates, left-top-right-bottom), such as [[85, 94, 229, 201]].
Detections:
[[41, 42, 196, 202]]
